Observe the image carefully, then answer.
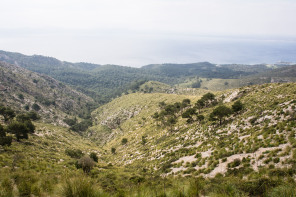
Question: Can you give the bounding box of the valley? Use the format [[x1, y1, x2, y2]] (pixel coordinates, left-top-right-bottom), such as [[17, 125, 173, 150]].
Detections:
[[0, 51, 296, 196]]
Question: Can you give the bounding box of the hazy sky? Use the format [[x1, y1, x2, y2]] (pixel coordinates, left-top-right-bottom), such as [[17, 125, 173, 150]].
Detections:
[[1, 0, 296, 67]]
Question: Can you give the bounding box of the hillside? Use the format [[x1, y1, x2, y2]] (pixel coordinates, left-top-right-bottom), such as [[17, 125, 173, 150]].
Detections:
[[1, 83, 296, 196], [0, 61, 94, 125], [241, 65, 296, 86], [90, 83, 296, 181], [0, 50, 287, 104], [88, 92, 209, 145]]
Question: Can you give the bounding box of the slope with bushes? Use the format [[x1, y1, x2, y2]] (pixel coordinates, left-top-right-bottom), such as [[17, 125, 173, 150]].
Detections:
[[91, 83, 296, 181], [0, 61, 95, 125], [1, 83, 296, 196]]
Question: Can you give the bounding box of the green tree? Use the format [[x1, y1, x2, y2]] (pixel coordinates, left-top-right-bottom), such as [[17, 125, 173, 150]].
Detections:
[[195, 99, 205, 113], [6, 121, 30, 141], [16, 114, 30, 122], [167, 116, 177, 131], [196, 114, 205, 122], [164, 105, 176, 115], [201, 93, 216, 107], [232, 100, 243, 113], [0, 124, 12, 146], [182, 108, 196, 123], [202, 92, 215, 101], [0, 106, 16, 122], [24, 120, 35, 133], [210, 105, 232, 125], [173, 102, 182, 112]]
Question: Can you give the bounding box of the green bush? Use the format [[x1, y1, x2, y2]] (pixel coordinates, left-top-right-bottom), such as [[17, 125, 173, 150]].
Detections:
[[121, 138, 128, 145], [273, 158, 280, 163], [64, 118, 77, 126], [6, 121, 32, 141], [0, 124, 12, 146], [32, 103, 41, 111], [65, 149, 83, 159], [228, 159, 241, 168], [77, 156, 95, 173], [90, 152, 98, 163], [27, 111, 40, 120], [232, 100, 243, 113], [70, 120, 92, 132]]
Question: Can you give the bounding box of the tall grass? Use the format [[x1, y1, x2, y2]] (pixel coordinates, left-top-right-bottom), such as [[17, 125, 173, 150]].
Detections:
[[267, 185, 296, 197], [0, 178, 13, 197], [61, 176, 109, 197]]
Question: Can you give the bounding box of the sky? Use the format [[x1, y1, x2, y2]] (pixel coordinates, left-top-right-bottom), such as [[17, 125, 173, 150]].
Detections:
[[1, 0, 296, 67]]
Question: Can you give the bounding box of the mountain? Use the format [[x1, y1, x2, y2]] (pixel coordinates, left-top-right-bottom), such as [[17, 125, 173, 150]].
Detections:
[[0, 61, 94, 125], [1, 50, 289, 104]]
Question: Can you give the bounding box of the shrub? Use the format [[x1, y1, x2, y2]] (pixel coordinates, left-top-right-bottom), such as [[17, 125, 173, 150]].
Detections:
[[89, 152, 98, 163], [65, 149, 83, 159], [64, 118, 77, 126], [0, 124, 12, 146], [70, 120, 92, 132], [0, 178, 13, 197], [24, 105, 30, 111], [228, 159, 241, 168], [78, 156, 95, 173], [62, 176, 99, 197], [121, 138, 128, 145], [141, 135, 147, 145], [0, 136, 12, 146], [18, 94, 24, 100], [32, 103, 41, 111], [111, 147, 116, 154], [196, 115, 205, 122], [195, 153, 202, 158], [27, 111, 40, 120], [273, 158, 280, 163]]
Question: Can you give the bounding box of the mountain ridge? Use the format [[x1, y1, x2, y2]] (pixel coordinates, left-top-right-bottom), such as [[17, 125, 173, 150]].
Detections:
[[2, 49, 294, 104]]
